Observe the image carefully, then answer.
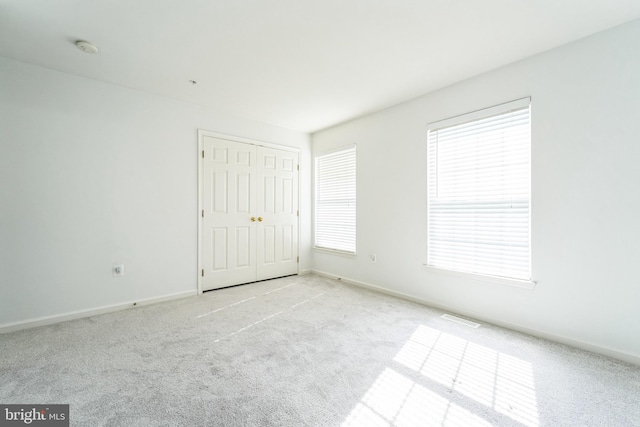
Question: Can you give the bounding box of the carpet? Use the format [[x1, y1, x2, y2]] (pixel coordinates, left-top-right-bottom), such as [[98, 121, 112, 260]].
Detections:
[[1, 274, 639, 426]]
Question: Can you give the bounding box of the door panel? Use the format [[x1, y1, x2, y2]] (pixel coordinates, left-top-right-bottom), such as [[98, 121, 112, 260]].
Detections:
[[200, 135, 298, 291], [236, 226, 251, 267], [212, 171, 227, 213], [211, 228, 227, 270], [201, 136, 257, 290], [263, 226, 276, 264], [263, 176, 276, 213], [282, 178, 294, 213], [236, 173, 251, 214], [256, 147, 299, 280], [282, 225, 294, 261]]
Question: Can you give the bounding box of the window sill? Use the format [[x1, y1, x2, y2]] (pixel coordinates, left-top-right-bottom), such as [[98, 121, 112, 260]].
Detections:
[[314, 247, 357, 259], [424, 266, 536, 290]]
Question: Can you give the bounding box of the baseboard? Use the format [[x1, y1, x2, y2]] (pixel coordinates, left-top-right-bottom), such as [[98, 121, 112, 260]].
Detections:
[[0, 290, 197, 334], [311, 269, 640, 366], [298, 269, 312, 275]]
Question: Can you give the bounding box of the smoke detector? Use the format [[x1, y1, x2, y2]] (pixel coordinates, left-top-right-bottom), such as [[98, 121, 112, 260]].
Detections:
[[75, 40, 99, 54]]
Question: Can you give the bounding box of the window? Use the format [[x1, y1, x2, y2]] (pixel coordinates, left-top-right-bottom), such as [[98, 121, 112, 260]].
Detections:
[[427, 98, 531, 281], [315, 146, 356, 253]]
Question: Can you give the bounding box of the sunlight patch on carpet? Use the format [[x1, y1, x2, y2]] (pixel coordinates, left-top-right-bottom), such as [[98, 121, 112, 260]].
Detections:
[[343, 325, 539, 427], [342, 368, 492, 427]]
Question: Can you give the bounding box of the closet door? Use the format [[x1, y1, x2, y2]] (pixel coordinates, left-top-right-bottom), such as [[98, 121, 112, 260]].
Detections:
[[199, 133, 299, 292], [201, 136, 257, 290], [256, 147, 299, 280]]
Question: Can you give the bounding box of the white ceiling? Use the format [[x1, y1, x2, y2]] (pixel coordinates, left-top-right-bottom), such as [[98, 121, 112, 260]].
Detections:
[[2, 1, 640, 133]]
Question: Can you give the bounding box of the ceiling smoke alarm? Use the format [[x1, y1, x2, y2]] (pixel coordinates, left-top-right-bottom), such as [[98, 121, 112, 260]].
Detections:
[[75, 40, 98, 54]]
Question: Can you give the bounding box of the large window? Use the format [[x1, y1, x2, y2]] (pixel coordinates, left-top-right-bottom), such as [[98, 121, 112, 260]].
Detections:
[[315, 146, 356, 253], [427, 98, 531, 281]]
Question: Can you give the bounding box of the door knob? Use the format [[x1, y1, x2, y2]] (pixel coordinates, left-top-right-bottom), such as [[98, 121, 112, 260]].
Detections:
[[250, 217, 256, 222], [258, 217, 263, 222]]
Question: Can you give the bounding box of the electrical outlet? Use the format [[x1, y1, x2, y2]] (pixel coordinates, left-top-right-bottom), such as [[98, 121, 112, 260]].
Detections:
[[112, 264, 125, 277], [369, 253, 377, 263]]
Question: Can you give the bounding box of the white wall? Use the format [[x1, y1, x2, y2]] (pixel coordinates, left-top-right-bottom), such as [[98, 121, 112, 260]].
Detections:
[[312, 19, 640, 362], [0, 57, 311, 328]]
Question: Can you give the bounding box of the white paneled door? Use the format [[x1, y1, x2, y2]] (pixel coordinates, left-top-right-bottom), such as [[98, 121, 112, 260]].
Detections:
[[200, 134, 299, 291]]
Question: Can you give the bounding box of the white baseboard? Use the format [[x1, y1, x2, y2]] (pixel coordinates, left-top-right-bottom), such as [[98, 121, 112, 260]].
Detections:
[[298, 269, 312, 275], [311, 269, 640, 366], [0, 290, 197, 334]]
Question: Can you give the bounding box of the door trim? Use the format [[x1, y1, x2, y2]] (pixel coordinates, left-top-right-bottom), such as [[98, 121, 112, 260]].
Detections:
[[197, 129, 300, 294]]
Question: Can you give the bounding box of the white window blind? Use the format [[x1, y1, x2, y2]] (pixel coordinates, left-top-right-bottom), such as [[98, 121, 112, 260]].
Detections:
[[315, 146, 356, 253], [427, 98, 531, 281]]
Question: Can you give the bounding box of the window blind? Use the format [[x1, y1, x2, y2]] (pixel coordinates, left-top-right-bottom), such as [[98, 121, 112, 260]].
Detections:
[[315, 146, 356, 253], [427, 98, 531, 280]]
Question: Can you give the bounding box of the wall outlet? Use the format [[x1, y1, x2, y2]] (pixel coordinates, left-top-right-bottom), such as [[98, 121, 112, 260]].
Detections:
[[112, 264, 125, 277], [369, 253, 377, 263]]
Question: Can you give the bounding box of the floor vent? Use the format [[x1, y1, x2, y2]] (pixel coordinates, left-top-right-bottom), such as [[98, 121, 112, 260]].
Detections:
[[441, 314, 481, 328]]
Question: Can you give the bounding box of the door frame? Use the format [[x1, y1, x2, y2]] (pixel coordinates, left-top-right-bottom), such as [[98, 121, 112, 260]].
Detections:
[[197, 130, 300, 294]]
